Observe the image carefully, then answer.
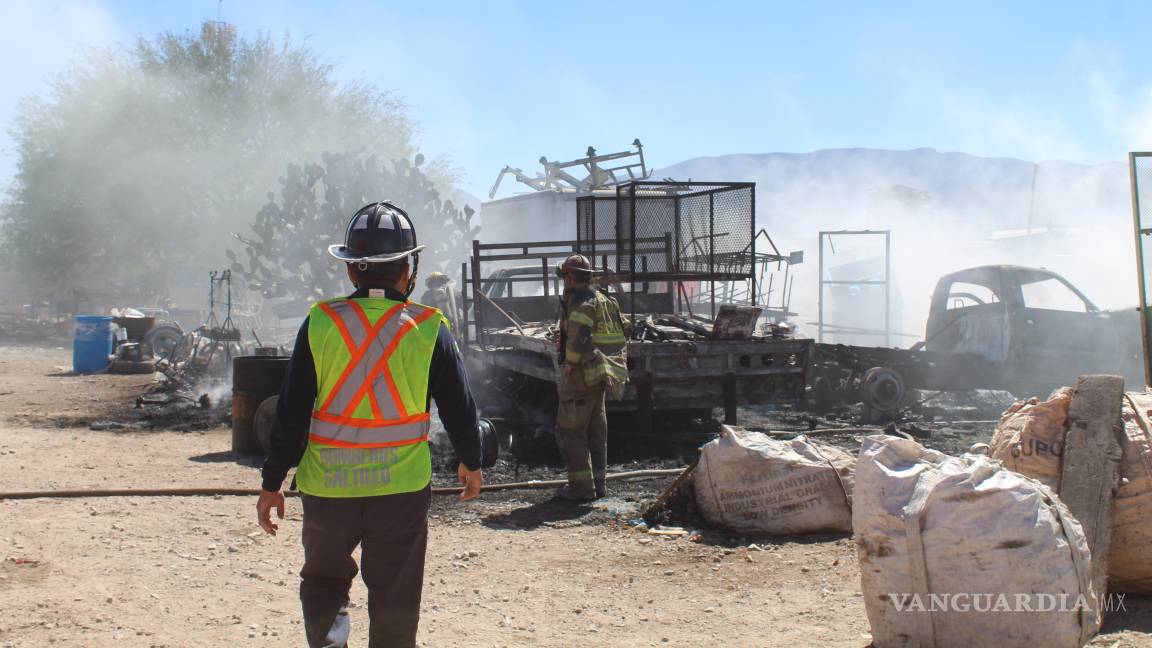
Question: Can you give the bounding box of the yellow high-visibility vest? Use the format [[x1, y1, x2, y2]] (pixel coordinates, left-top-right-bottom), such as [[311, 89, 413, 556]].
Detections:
[[295, 296, 444, 497]]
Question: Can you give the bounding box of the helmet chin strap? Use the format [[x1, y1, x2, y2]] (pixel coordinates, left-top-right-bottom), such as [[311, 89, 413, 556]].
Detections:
[[405, 253, 420, 300]]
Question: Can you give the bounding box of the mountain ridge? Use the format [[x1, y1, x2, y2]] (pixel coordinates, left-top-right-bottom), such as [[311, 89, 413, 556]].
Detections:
[[651, 146, 1129, 235]]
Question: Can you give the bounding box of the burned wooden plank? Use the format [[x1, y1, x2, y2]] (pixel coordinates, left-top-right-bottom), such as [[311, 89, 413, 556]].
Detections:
[[662, 314, 713, 337], [1059, 374, 1125, 599], [710, 305, 763, 340], [641, 458, 698, 525]]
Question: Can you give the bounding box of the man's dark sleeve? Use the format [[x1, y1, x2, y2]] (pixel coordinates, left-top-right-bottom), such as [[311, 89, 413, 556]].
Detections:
[[261, 317, 316, 492], [428, 323, 482, 471]]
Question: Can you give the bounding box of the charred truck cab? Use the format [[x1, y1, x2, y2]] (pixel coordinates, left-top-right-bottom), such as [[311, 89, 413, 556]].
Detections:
[[924, 265, 1142, 393], [813, 264, 1142, 420]]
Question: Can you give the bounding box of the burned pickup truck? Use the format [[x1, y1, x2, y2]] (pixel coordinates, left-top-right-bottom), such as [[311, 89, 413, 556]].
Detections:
[[458, 181, 810, 450], [812, 264, 1143, 417]]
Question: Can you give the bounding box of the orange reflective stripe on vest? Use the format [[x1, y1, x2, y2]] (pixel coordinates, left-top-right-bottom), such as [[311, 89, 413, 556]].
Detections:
[[308, 299, 440, 448]]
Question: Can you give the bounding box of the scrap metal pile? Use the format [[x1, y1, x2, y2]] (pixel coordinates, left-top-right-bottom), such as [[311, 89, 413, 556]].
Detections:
[[136, 270, 282, 429], [632, 311, 794, 342], [489, 308, 794, 345], [0, 312, 61, 338]]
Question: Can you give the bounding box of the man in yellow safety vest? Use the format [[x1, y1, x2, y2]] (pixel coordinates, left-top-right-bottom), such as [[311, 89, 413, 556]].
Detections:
[[256, 201, 486, 647]]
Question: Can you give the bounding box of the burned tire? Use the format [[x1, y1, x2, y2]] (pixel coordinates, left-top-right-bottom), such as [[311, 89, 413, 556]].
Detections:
[[506, 425, 563, 466], [109, 359, 157, 375], [861, 366, 905, 414], [142, 324, 183, 360], [253, 395, 278, 453]]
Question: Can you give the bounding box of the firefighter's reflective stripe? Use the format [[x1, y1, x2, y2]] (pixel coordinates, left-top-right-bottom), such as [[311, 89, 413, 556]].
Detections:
[[586, 292, 628, 387], [590, 292, 625, 347], [583, 358, 629, 385], [568, 311, 595, 328], [568, 296, 624, 350], [591, 331, 626, 346]]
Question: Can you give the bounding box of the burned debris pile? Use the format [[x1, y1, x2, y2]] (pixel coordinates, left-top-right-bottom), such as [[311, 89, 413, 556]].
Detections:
[[72, 270, 291, 433]]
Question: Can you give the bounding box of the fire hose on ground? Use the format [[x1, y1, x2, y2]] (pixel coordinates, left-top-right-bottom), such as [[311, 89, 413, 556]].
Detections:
[[0, 468, 686, 501]]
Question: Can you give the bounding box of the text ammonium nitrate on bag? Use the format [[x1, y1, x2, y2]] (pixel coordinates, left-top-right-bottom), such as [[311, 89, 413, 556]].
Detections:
[[693, 427, 854, 535]]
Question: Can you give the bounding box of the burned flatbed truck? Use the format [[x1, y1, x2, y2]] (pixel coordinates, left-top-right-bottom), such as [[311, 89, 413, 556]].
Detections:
[[810, 264, 1145, 419], [459, 181, 810, 448]]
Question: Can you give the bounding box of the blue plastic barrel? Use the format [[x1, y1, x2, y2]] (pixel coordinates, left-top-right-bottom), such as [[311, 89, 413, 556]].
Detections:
[[73, 315, 114, 374]]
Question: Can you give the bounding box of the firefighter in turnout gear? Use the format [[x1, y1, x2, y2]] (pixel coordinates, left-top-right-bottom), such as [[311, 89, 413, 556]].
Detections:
[[420, 271, 460, 331], [554, 254, 628, 501], [256, 201, 487, 648]]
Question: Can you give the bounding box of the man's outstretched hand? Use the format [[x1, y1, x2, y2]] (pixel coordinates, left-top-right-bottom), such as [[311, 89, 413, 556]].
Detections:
[[257, 489, 286, 535], [458, 464, 483, 502]]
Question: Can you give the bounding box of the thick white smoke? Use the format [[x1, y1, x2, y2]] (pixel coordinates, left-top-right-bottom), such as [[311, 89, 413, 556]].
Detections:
[[658, 149, 1137, 348]]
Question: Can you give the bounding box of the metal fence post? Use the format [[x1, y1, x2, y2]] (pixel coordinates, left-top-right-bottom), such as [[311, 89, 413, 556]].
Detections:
[[1130, 152, 1152, 386], [750, 185, 757, 307], [818, 232, 825, 343], [459, 261, 469, 347], [884, 230, 892, 348], [471, 239, 484, 348], [710, 192, 716, 319]]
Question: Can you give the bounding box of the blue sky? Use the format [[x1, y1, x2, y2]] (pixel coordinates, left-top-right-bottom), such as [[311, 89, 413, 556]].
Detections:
[[3, 0, 1152, 198]]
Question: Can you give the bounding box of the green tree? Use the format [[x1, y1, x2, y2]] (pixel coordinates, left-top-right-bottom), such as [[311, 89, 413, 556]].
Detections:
[[2, 22, 421, 299], [232, 151, 479, 301]]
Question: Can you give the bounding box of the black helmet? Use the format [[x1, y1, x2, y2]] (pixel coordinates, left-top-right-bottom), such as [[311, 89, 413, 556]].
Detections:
[[327, 202, 425, 263]]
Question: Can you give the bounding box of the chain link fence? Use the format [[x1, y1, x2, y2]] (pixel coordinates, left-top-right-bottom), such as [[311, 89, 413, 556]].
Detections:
[[579, 181, 755, 279], [575, 195, 618, 272]]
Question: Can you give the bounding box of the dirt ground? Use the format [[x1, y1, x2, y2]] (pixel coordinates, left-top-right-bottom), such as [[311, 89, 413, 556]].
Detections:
[[1, 343, 1150, 647]]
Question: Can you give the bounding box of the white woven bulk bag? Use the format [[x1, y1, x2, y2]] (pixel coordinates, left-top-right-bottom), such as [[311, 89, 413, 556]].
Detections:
[[693, 427, 854, 535], [990, 389, 1152, 594], [854, 435, 1099, 648]]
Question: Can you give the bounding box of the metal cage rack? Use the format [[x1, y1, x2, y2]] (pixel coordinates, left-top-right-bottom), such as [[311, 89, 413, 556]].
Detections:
[[576, 181, 757, 320], [576, 181, 756, 281]]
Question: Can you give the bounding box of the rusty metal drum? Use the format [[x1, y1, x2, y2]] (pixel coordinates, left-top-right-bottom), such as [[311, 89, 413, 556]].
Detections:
[[231, 356, 289, 454]]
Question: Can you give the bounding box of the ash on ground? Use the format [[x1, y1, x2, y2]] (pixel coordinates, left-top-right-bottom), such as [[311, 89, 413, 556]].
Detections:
[[90, 376, 233, 432]]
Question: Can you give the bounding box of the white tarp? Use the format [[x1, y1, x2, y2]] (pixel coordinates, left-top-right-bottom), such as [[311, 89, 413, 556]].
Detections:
[[692, 427, 854, 535], [854, 435, 1099, 648]]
